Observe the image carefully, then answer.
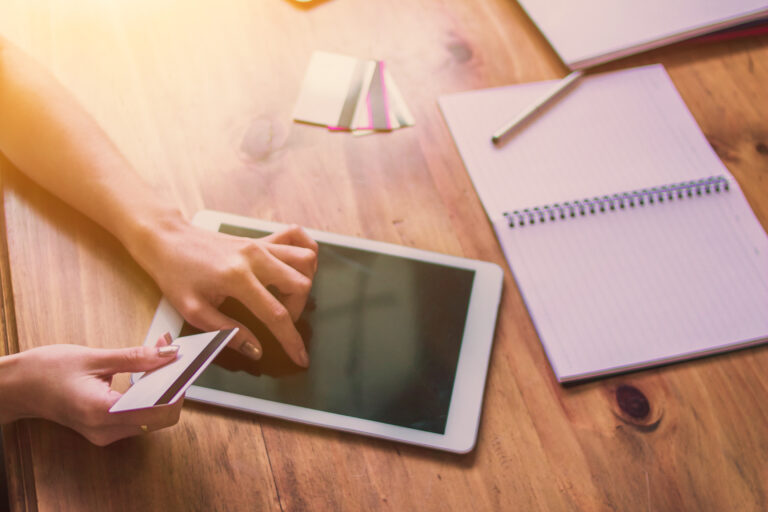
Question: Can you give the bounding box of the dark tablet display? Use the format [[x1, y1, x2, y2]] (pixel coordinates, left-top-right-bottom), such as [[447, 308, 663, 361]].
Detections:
[[184, 224, 475, 434]]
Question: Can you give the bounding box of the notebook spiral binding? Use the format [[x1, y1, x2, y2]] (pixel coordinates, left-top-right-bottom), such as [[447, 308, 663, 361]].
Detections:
[[503, 175, 729, 228]]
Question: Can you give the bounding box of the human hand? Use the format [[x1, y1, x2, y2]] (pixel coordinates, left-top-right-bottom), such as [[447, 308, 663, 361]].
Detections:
[[1, 335, 183, 446], [132, 219, 318, 367]]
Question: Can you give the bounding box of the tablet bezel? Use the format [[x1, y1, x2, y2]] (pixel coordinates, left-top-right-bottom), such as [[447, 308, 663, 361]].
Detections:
[[142, 210, 503, 453]]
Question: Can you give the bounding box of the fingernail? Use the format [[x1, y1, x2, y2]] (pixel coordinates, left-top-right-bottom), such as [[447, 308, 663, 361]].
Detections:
[[240, 341, 262, 360], [157, 345, 180, 357], [298, 349, 310, 368], [163, 332, 173, 345]]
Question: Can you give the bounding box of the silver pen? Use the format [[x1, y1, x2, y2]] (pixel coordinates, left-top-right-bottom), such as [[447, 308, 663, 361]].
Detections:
[[491, 70, 583, 145]]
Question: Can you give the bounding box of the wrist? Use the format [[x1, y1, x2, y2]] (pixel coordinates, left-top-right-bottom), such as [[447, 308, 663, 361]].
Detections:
[[120, 204, 189, 279], [0, 352, 36, 423]]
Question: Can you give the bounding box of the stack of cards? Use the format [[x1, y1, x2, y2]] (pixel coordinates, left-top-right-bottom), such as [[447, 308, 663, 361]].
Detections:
[[293, 51, 415, 135]]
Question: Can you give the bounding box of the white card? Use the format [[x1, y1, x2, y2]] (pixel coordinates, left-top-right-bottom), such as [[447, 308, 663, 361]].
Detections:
[[109, 329, 238, 413], [293, 51, 374, 127]]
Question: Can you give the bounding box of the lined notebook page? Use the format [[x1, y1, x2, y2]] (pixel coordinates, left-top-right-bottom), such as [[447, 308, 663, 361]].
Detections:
[[495, 187, 768, 380], [439, 65, 729, 220], [439, 65, 768, 381]]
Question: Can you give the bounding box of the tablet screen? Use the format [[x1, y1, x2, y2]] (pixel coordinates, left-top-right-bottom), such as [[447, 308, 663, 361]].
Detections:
[[186, 224, 475, 434]]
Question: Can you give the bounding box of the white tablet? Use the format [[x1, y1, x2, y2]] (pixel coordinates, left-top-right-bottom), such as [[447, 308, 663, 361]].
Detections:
[[143, 210, 503, 453]]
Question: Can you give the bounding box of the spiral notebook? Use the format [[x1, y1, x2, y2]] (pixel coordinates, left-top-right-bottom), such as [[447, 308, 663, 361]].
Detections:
[[439, 65, 768, 381]]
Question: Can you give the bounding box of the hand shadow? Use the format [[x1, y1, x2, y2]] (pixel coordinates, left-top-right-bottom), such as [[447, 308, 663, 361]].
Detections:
[[179, 296, 314, 378]]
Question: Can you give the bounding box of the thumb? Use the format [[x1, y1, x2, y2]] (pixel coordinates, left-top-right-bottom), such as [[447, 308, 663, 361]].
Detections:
[[92, 344, 179, 375]]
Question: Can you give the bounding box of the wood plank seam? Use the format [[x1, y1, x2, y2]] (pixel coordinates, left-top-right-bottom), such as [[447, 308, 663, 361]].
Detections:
[[259, 427, 285, 512]]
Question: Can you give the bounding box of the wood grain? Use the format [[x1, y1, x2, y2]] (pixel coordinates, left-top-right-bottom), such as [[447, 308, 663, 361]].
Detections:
[[0, 0, 767, 510]]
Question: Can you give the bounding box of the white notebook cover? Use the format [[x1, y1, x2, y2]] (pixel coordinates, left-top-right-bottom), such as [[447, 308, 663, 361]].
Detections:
[[515, 0, 768, 69]]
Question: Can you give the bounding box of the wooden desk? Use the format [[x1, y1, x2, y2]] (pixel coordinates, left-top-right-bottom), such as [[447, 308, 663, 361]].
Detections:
[[1, 1, 767, 510]]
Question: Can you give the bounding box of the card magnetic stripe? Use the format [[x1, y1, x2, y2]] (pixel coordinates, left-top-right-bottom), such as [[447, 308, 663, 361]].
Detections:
[[154, 328, 235, 406]]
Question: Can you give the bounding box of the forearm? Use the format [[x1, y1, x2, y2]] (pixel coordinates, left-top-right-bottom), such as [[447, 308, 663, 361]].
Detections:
[[0, 37, 317, 366], [0, 36, 182, 258]]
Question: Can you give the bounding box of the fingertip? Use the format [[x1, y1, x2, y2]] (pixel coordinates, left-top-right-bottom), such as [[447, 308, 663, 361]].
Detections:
[[141, 344, 177, 367], [182, 304, 263, 362], [98, 345, 171, 374], [230, 329, 263, 361], [239, 340, 263, 361], [157, 345, 180, 357], [286, 337, 309, 367], [154, 333, 179, 358], [296, 347, 310, 368], [140, 345, 164, 361], [308, 237, 319, 255]]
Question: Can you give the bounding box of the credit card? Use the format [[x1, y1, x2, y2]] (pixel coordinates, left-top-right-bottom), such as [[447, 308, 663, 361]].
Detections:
[[109, 328, 238, 412]]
